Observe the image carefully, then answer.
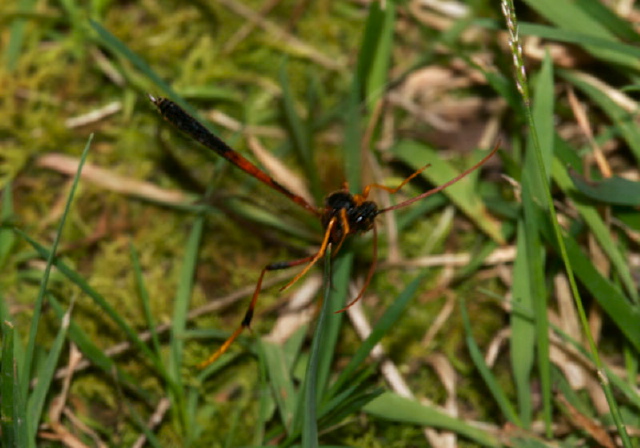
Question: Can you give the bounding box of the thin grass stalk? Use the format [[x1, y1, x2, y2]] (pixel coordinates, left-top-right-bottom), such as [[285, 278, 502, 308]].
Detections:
[[501, 1, 632, 444]]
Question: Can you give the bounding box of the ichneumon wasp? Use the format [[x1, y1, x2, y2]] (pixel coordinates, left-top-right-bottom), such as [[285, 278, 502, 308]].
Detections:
[[150, 95, 499, 368]]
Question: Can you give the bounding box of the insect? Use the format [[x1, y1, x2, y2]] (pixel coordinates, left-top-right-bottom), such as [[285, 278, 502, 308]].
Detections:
[[150, 95, 499, 368]]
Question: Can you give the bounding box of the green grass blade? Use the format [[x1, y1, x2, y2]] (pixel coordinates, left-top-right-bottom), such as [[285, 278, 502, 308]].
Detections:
[[301, 247, 334, 448], [259, 341, 297, 431], [517, 22, 640, 61], [521, 52, 553, 433], [554, 160, 638, 302], [315, 251, 351, 403], [364, 392, 499, 447], [169, 216, 204, 393], [510, 220, 535, 427], [4, 0, 37, 71], [343, 74, 362, 192], [1, 321, 28, 448], [26, 297, 73, 441], [129, 243, 164, 364], [521, 0, 640, 70], [569, 172, 640, 207], [362, 1, 394, 105], [530, 53, 554, 179], [89, 21, 176, 98], [0, 183, 17, 268], [279, 64, 321, 201], [46, 293, 151, 400], [22, 134, 92, 399], [502, 4, 633, 443], [356, 1, 388, 98], [538, 218, 640, 351], [14, 230, 161, 374], [460, 300, 520, 425], [393, 140, 504, 243]]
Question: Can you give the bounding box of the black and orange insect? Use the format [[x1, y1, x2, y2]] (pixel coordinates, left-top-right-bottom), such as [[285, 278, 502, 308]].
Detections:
[[150, 95, 498, 368]]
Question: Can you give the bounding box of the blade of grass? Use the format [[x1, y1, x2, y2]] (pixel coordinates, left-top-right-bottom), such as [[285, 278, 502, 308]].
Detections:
[[259, 341, 297, 431], [569, 173, 640, 207], [510, 220, 535, 427], [26, 297, 73, 442], [301, 246, 334, 448], [279, 63, 321, 202], [537, 216, 640, 351], [553, 160, 638, 303], [520, 0, 640, 70], [22, 134, 92, 400], [519, 51, 553, 433], [14, 229, 163, 385], [130, 243, 164, 366], [46, 293, 152, 400], [1, 321, 28, 448], [501, 3, 632, 444], [460, 299, 520, 426], [364, 392, 499, 447], [169, 215, 204, 434], [362, 1, 395, 106], [517, 22, 640, 60], [393, 141, 504, 243], [0, 184, 16, 268], [315, 251, 351, 403], [4, 0, 37, 71], [343, 73, 362, 192]]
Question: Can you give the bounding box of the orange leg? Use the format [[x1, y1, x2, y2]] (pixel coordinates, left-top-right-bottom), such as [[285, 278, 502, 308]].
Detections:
[[360, 163, 432, 199], [197, 254, 315, 369], [198, 217, 339, 368], [279, 216, 337, 292]]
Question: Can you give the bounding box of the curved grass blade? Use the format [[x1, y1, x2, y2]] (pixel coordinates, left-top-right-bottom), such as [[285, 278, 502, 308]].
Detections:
[[521, 0, 640, 70], [364, 392, 499, 447], [569, 172, 640, 207], [393, 140, 504, 244], [26, 296, 73, 441], [22, 134, 92, 399], [460, 299, 520, 426], [555, 161, 638, 302], [46, 294, 151, 400]]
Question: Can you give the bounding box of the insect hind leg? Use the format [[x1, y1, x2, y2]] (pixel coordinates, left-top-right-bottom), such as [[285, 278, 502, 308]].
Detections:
[[197, 255, 315, 369]]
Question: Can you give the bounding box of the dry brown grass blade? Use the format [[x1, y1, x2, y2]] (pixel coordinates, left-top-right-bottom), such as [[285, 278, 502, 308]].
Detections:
[[132, 398, 171, 448], [37, 154, 190, 204], [556, 394, 616, 448]]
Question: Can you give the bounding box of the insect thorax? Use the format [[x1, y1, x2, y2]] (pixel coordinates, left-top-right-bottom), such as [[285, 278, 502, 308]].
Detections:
[[323, 191, 379, 243]]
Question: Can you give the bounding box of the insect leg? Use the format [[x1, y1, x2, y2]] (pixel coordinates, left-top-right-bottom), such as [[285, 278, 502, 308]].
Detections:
[[279, 216, 337, 292], [335, 224, 378, 313], [197, 254, 315, 369], [360, 164, 432, 199]]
